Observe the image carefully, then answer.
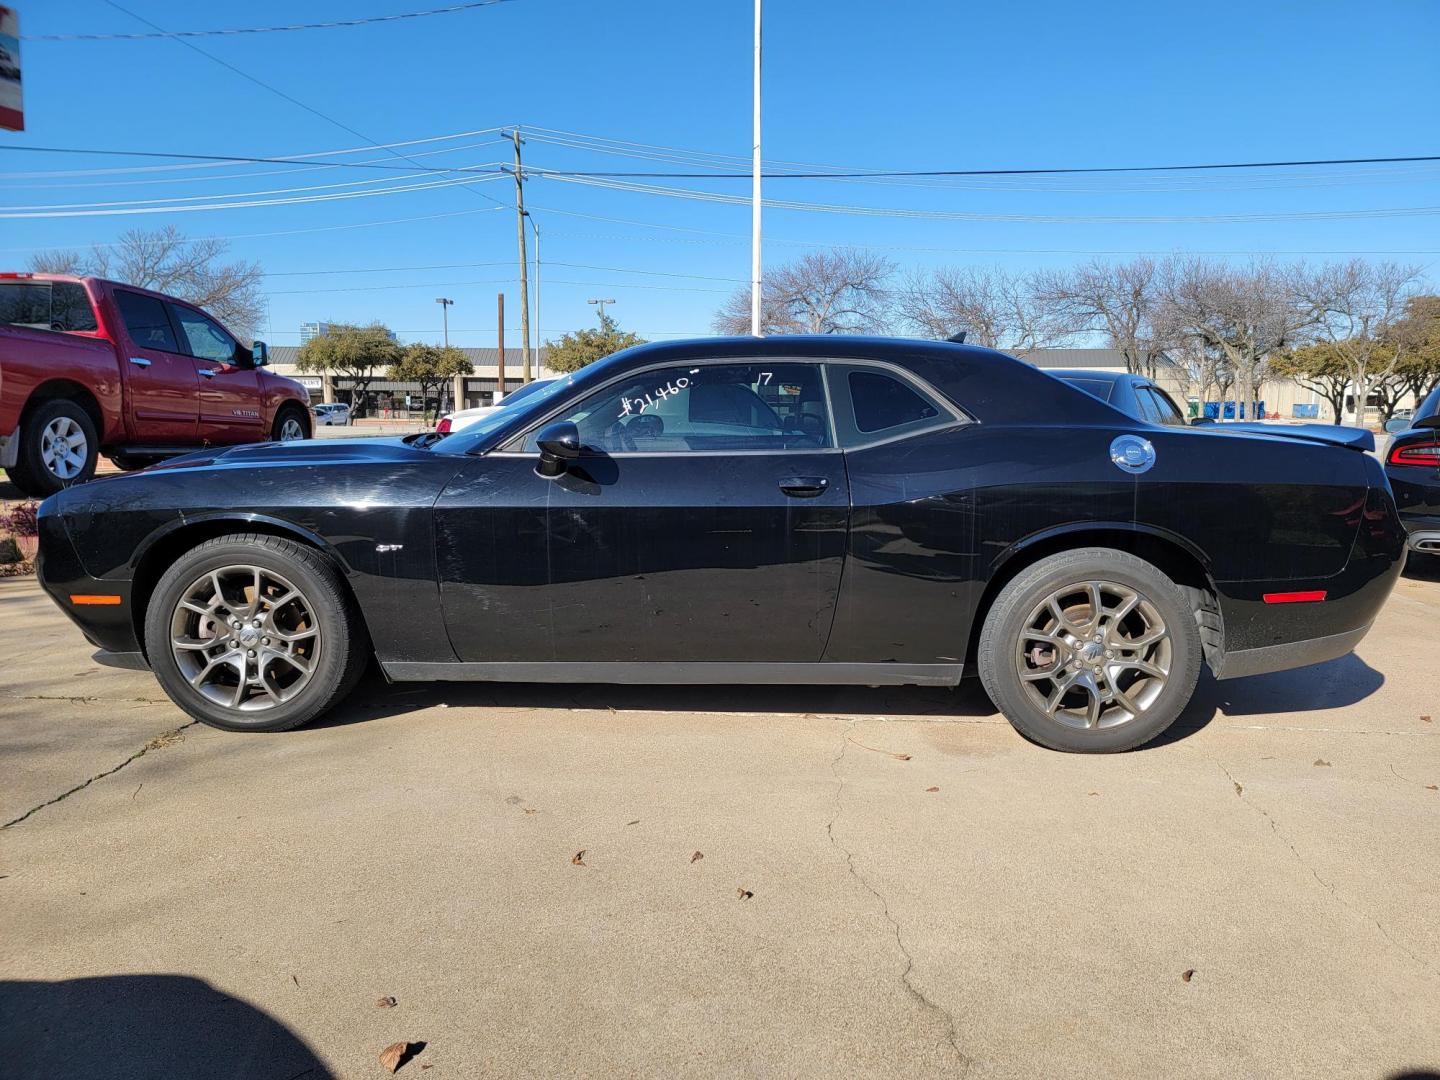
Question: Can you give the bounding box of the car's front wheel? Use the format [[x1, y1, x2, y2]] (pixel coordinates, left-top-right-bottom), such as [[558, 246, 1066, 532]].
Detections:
[[272, 405, 310, 442], [977, 548, 1202, 753], [144, 534, 368, 732]]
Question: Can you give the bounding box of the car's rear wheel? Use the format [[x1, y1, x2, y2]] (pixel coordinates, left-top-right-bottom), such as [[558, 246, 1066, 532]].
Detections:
[[9, 399, 99, 496], [144, 534, 367, 732], [977, 548, 1202, 753]]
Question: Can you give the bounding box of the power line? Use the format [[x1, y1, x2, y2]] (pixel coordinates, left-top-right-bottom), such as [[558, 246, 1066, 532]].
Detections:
[[261, 259, 746, 282], [0, 207, 503, 254], [28, 1, 521, 41], [98, 1, 509, 210]]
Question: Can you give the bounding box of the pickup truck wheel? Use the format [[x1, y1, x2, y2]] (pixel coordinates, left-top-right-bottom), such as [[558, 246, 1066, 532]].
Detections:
[[273, 405, 309, 442], [977, 548, 1202, 753], [9, 399, 99, 496], [144, 534, 368, 732]]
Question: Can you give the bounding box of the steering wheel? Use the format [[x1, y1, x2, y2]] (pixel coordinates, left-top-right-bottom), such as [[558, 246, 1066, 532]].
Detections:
[[629, 413, 664, 440], [601, 419, 637, 452]]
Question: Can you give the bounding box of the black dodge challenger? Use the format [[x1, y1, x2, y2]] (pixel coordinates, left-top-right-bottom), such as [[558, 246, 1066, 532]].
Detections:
[[36, 336, 1405, 752]]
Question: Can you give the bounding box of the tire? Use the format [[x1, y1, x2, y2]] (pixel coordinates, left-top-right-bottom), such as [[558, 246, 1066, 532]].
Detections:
[[272, 405, 310, 443], [977, 548, 1202, 753], [144, 534, 368, 732], [8, 399, 99, 497], [109, 453, 164, 472]]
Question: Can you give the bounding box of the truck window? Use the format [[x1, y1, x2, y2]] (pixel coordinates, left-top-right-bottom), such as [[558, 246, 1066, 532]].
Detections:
[[169, 303, 238, 364], [0, 281, 97, 332], [115, 290, 180, 353]]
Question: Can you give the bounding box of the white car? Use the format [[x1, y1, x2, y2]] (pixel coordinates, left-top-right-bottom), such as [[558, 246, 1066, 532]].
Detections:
[[312, 403, 351, 426], [436, 378, 555, 434]]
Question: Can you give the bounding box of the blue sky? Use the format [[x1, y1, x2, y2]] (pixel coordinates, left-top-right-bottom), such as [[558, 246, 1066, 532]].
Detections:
[[5, 0, 1439, 348]]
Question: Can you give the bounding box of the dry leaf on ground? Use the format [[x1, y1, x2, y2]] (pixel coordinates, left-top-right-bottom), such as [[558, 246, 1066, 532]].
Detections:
[[379, 1041, 416, 1074], [572, 850, 586, 866], [376, 996, 397, 1008], [1181, 969, 1196, 982], [691, 851, 703, 863], [1314, 759, 1332, 767], [925, 787, 940, 793], [736, 887, 753, 900]]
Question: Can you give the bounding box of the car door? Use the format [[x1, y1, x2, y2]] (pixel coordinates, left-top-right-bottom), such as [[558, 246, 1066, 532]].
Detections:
[[434, 358, 849, 665], [168, 302, 264, 444], [111, 289, 199, 445]]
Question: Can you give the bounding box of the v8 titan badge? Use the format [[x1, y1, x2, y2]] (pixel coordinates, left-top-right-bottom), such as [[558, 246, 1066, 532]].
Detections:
[[1110, 434, 1156, 475]]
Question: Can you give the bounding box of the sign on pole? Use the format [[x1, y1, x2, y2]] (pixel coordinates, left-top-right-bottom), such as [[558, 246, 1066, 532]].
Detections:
[[0, 7, 21, 132]]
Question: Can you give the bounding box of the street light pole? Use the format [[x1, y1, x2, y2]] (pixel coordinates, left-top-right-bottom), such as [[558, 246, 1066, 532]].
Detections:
[[750, 0, 762, 337], [435, 297, 453, 347], [523, 211, 540, 373], [434, 297, 454, 419], [588, 298, 616, 322]]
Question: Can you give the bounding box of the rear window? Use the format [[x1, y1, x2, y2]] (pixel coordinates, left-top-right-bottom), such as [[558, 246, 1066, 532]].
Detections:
[[0, 281, 98, 332], [1059, 377, 1115, 402]]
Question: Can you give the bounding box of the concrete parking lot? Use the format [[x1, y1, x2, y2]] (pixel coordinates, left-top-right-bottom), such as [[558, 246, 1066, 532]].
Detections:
[[3, 563, 1439, 1079]]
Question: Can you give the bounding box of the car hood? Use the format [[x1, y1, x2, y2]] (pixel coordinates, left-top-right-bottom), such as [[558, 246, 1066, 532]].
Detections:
[[144, 436, 440, 473]]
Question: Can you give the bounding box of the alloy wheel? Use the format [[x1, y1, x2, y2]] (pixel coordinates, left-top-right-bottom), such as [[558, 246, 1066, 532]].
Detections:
[[1013, 580, 1172, 730], [40, 415, 88, 480], [278, 416, 306, 441], [169, 565, 321, 712]]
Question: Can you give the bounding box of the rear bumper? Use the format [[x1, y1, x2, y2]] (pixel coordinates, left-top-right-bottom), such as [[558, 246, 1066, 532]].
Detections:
[[94, 649, 150, 672], [1211, 622, 1372, 680]]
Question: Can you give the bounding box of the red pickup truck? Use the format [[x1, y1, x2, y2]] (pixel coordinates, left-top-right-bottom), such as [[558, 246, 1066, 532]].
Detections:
[[0, 273, 311, 496]]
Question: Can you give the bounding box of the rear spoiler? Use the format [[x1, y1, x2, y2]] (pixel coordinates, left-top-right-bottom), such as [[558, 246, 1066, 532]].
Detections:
[[1216, 422, 1375, 453]]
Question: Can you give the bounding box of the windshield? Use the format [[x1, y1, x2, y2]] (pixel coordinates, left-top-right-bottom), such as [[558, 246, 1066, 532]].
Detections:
[[440, 375, 577, 445]]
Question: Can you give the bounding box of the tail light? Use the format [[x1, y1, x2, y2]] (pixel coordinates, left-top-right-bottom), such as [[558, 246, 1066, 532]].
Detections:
[[435, 417, 452, 434], [1388, 441, 1440, 467]]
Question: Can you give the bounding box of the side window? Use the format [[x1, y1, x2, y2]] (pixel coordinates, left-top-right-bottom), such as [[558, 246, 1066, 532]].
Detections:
[[522, 362, 830, 453], [1145, 387, 1187, 427], [51, 282, 98, 332], [115, 290, 180, 353], [1132, 386, 1165, 424], [0, 283, 51, 329], [170, 304, 238, 364], [828, 364, 956, 447], [849, 370, 939, 432]]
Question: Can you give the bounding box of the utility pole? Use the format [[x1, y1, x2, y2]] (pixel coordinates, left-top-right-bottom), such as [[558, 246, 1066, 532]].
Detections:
[[588, 298, 616, 323], [496, 292, 506, 404], [750, 0, 763, 337], [507, 129, 533, 384]]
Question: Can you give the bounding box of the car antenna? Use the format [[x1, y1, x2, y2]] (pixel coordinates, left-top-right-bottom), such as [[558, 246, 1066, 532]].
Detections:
[[946, 331, 967, 343]]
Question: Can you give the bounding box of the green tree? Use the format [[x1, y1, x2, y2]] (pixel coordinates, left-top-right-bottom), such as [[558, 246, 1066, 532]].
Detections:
[[543, 310, 645, 374], [388, 343, 473, 422], [295, 323, 401, 420], [1386, 295, 1440, 408], [1272, 343, 1351, 424]]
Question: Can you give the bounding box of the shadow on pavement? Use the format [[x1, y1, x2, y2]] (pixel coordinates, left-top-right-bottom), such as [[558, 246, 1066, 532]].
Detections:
[[0, 974, 335, 1080], [1402, 551, 1440, 582], [316, 649, 1386, 751]]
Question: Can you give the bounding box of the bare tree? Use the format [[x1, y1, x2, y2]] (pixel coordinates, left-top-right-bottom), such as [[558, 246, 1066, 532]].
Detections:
[[1386, 295, 1440, 406], [1032, 257, 1172, 376], [1290, 260, 1422, 422], [895, 265, 1069, 352], [30, 226, 265, 339], [713, 248, 894, 335], [1158, 260, 1309, 422]]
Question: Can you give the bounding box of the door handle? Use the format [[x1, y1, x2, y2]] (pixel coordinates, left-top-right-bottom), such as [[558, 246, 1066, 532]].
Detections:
[[128, 357, 151, 367], [198, 368, 220, 379], [778, 476, 829, 498]]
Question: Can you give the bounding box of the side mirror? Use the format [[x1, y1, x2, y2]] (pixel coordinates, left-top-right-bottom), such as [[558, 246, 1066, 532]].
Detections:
[[1414, 415, 1440, 430], [534, 420, 581, 478], [250, 340, 269, 367], [1189, 416, 1216, 426], [1383, 418, 1412, 434]]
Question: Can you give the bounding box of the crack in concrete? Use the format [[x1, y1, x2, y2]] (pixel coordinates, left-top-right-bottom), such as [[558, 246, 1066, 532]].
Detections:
[[827, 721, 971, 1074], [1217, 762, 1438, 979], [3, 722, 196, 829]]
